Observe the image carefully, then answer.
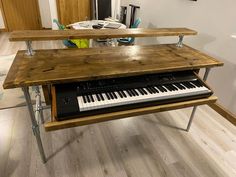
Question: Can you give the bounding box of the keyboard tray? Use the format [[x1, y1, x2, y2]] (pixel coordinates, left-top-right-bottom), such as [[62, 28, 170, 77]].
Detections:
[[45, 87, 217, 131]]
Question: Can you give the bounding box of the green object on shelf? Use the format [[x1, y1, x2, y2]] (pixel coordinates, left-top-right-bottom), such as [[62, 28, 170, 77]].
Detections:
[[71, 39, 89, 48], [53, 19, 89, 48]]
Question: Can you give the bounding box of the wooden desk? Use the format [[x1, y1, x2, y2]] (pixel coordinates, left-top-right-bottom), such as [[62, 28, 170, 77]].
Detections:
[[4, 28, 223, 164], [3, 44, 222, 89]]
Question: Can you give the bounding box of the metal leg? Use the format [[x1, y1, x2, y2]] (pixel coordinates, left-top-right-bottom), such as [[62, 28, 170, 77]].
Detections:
[[35, 86, 44, 124], [186, 68, 211, 131], [176, 35, 184, 48], [25, 41, 35, 56], [22, 87, 46, 163]]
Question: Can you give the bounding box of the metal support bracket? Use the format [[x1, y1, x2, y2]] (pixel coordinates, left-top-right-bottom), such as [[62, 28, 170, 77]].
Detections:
[[176, 35, 184, 48], [25, 41, 35, 56], [32, 124, 40, 136], [186, 68, 211, 132], [35, 86, 45, 124]]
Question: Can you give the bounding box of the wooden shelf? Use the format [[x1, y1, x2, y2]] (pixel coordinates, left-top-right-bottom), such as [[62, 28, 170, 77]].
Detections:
[[3, 44, 223, 89], [44, 96, 217, 131], [9, 28, 197, 41]]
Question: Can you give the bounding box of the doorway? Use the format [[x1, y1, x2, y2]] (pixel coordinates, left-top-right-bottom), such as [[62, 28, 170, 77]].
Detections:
[[57, 0, 91, 25], [0, 0, 42, 31]]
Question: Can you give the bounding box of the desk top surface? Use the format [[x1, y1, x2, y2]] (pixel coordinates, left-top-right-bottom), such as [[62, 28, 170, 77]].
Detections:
[[3, 44, 223, 89]]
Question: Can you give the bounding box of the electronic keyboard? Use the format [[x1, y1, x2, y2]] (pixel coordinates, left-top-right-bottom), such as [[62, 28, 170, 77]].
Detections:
[[54, 71, 213, 120]]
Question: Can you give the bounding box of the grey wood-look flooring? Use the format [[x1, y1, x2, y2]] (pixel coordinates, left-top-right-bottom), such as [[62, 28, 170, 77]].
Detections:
[[0, 32, 236, 177]]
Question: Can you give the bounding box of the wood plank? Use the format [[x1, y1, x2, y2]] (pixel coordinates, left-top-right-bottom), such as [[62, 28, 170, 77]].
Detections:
[[42, 85, 51, 105], [3, 44, 223, 89], [44, 96, 218, 131], [9, 28, 197, 41], [208, 102, 236, 126]]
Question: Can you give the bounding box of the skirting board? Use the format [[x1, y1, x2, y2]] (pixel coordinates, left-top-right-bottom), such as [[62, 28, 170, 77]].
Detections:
[[208, 102, 236, 126], [0, 28, 7, 32]]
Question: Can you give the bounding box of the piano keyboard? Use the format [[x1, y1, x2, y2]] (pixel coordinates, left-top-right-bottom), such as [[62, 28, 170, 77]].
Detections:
[[77, 80, 210, 112], [54, 71, 213, 120]]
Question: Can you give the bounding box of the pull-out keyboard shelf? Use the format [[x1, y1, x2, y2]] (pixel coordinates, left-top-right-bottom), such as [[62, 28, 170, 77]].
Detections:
[[44, 96, 217, 131]]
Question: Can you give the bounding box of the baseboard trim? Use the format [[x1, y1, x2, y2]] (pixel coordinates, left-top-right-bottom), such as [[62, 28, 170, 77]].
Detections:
[[208, 102, 236, 126], [42, 27, 52, 30], [0, 28, 7, 32]]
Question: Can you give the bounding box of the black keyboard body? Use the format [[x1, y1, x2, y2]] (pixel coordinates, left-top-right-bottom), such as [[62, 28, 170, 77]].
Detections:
[[55, 71, 213, 120]]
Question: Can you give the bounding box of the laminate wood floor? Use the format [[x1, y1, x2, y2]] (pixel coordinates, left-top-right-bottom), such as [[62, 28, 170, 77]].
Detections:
[[0, 32, 235, 177]]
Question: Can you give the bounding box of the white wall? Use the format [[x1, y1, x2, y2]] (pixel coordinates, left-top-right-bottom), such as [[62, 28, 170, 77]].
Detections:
[[38, 0, 52, 28], [0, 9, 5, 29], [48, 0, 58, 29], [112, 0, 121, 19], [121, 0, 236, 114]]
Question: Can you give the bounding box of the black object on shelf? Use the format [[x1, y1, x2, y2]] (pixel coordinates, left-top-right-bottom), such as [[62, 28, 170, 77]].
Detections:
[[98, 0, 111, 20], [129, 4, 140, 28], [120, 6, 127, 25]]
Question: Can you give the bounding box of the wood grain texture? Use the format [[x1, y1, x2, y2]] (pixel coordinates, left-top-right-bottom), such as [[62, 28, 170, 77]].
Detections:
[[45, 96, 217, 131], [42, 85, 51, 105], [208, 102, 236, 126], [3, 44, 223, 89], [9, 28, 197, 41], [57, 0, 91, 25]]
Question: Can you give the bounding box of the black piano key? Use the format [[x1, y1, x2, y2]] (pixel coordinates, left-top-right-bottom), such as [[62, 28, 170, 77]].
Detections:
[[146, 87, 153, 94], [82, 95, 87, 103], [138, 88, 144, 95], [159, 85, 168, 92], [164, 85, 173, 91], [100, 93, 105, 100], [149, 87, 157, 93], [191, 81, 202, 87], [117, 91, 124, 98], [109, 92, 114, 99], [152, 87, 159, 93], [129, 89, 134, 96], [174, 83, 184, 90], [156, 86, 164, 92], [171, 84, 178, 91], [132, 89, 138, 96], [182, 82, 191, 89], [188, 82, 196, 88], [187, 82, 195, 88], [163, 86, 168, 92], [121, 90, 127, 97], [141, 88, 148, 95], [96, 94, 101, 101], [179, 83, 187, 89], [131, 89, 139, 96], [90, 95, 94, 102], [126, 90, 133, 97], [131, 89, 137, 96], [86, 95, 91, 103], [112, 92, 118, 99], [169, 84, 177, 91], [105, 93, 111, 100]]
